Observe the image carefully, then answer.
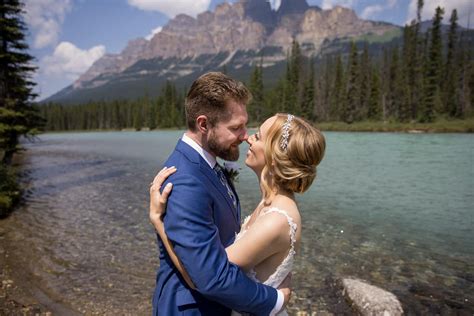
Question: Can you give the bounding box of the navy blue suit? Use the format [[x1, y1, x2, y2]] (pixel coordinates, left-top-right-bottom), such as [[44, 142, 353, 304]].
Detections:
[[152, 140, 278, 315]]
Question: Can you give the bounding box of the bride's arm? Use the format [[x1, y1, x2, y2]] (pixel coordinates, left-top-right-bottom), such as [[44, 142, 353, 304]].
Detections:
[[150, 167, 195, 289], [151, 168, 290, 275], [225, 213, 291, 271]]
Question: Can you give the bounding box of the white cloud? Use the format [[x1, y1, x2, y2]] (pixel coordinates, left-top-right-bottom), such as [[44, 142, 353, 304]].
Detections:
[[127, 0, 211, 18], [146, 26, 163, 40], [361, 0, 397, 19], [406, 0, 473, 28], [41, 42, 106, 80], [321, 0, 355, 10], [361, 5, 384, 19], [23, 0, 72, 49]]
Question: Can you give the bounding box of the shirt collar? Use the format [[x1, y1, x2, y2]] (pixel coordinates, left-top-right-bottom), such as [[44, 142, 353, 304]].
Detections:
[[182, 133, 217, 169]]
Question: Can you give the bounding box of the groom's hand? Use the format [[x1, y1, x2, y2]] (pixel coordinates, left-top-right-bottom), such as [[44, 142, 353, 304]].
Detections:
[[278, 273, 292, 307]]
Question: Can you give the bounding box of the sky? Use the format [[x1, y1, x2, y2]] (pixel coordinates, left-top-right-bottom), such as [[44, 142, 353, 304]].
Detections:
[[21, 0, 473, 101]]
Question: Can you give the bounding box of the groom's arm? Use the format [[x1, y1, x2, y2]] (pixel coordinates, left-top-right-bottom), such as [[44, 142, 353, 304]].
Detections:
[[163, 173, 280, 315]]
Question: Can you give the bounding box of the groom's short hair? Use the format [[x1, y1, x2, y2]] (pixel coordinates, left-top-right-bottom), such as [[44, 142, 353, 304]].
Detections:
[[185, 72, 251, 131]]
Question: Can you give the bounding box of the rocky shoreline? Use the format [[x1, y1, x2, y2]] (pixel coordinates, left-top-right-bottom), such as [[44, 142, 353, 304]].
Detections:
[[0, 154, 78, 316], [0, 227, 51, 315], [1, 229, 404, 315]]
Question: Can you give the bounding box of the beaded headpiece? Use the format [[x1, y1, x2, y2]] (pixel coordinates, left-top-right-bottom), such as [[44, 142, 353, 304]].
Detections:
[[280, 114, 294, 151]]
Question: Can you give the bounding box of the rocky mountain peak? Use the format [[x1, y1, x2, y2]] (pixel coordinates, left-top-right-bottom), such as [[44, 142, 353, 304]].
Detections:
[[69, 1, 399, 96], [277, 0, 309, 17], [122, 38, 147, 57], [241, 0, 275, 30]]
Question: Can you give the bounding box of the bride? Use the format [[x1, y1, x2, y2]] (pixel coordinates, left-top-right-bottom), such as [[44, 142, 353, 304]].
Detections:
[[150, 113, 326, 315]]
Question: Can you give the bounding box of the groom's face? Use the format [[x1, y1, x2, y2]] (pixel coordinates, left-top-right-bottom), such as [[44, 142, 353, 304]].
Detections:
[[208, 99, 248, 161]]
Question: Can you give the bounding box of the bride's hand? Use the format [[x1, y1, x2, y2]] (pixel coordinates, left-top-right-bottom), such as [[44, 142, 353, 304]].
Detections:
[[149, 166, 177, 225], [278, 273, 292, 307]]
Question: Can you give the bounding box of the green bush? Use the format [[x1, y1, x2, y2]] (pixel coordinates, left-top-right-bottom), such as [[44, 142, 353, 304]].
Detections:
[[0, 164, 20, 218]]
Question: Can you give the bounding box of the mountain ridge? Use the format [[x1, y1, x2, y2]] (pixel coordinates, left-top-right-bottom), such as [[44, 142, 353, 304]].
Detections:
[[45, 0, 400, 104]]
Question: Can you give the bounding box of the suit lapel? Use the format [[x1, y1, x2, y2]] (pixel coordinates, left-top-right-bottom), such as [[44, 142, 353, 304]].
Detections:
[[176, 140, 240, 225]]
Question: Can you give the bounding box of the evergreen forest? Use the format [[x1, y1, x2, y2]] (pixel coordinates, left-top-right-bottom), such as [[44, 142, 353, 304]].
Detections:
[[40, 4, 474, 132]]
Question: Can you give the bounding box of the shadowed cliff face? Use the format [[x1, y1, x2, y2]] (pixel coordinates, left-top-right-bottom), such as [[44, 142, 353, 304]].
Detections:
[[63, 0, 398, 101], [277, 0, 310, 17], [242, 0, 275, 31]]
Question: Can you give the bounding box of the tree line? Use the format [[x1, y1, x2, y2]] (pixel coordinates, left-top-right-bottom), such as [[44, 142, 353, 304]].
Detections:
[[41, 2, 473, 132], [41, 82, 185, 131], [248, 2, 473, 124]]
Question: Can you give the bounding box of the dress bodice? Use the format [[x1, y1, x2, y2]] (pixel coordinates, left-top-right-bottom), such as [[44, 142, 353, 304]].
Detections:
[[235, 207, 297, 288]]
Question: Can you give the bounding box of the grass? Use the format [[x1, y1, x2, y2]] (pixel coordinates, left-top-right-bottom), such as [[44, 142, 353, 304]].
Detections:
[[354, 28, 403, 44], [315, 117, 474, 133]]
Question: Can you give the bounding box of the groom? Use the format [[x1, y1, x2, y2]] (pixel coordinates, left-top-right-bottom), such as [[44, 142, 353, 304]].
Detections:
[[152, 72, 290, 315]]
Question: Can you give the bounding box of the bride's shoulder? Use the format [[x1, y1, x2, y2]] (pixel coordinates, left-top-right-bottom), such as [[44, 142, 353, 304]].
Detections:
[[265, 197, 300, 223], [257, 199, 300, 232]]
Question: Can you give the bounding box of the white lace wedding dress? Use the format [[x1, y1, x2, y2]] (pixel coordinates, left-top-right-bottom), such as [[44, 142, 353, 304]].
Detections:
[[231, 207, 297, 316]]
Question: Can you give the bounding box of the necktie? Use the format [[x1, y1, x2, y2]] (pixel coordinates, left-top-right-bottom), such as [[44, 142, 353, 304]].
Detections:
[[214, 163, 237, 209]]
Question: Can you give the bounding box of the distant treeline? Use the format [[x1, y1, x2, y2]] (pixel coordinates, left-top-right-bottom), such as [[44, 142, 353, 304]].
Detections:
[[41, 5, 473, 131]]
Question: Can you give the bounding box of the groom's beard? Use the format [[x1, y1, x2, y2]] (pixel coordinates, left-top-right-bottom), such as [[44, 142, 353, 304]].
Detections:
[[208, 131, 240, 161]]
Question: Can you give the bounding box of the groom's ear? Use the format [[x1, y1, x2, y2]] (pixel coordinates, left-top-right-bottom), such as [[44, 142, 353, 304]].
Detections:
[[196, 115, 209, 134]]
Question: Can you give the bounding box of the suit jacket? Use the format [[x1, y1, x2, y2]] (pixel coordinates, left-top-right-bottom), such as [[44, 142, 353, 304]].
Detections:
[[152, 139, 277, 315]]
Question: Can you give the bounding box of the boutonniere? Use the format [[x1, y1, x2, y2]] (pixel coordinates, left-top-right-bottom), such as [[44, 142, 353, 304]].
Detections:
[[223, 161, 241, 183]]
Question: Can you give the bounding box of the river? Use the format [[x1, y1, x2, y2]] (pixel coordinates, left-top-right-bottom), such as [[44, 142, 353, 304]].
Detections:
[[1, 131, 472, 314]]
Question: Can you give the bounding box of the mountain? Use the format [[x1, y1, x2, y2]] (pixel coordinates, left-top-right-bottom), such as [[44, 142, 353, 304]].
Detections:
[[44, 0, 400, 104]]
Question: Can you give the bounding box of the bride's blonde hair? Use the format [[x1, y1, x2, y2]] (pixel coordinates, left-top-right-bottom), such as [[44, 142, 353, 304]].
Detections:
[[261, 114, 326, 202]]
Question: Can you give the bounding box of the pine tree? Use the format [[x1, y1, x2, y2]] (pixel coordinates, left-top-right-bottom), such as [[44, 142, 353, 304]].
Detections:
[[313, 67, 324, 121], [301, 58, 315, 120], [421, 6, 444, 122], [469, 58, 474, 117], [148, 99, 157, 130], [444, 9, 459, 117], [359, 43, 370, 120], [248, 58, 264, 124], [409, 0, 425, 120], [416, 0, 424, 24], [398, 77, 411, 122], [344, 42, 359, 123], [331, 54, 345, 121], [321, 56, 334, 121], [160, 81, 178, 127], [282, 58, 293, 113], [283, 40, 302, 114], [387, 47, 406, 120], [0, 0, 42, 163], [264, 87, 280, 119], [0, 0, 41, 217], [367, 68, 381, 120], [458, 46, 473, 118], [133, 101, 143, 130], [403, 23, 415, 119]]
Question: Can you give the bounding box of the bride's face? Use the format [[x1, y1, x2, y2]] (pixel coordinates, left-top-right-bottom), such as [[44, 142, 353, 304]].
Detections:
[[245, 116, 276, 173]]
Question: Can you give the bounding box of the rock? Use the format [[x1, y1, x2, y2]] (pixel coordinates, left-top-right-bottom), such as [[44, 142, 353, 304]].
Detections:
[[277, 0, 310, 17], [342, 278, 403, 316]]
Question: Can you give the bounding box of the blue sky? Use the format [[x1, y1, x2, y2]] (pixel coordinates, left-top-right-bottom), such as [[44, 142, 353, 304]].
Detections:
[[22, 0, 472, 101]]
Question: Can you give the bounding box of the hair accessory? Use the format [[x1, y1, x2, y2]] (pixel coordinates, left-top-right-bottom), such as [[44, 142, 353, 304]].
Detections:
[[280, 114, 294, 151]]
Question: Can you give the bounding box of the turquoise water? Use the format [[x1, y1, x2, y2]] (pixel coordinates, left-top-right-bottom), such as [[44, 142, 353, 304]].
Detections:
[[2, 131, 472, 314]]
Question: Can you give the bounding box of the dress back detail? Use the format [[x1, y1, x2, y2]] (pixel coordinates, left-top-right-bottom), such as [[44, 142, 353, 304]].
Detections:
[[235, 207, 297, 288]]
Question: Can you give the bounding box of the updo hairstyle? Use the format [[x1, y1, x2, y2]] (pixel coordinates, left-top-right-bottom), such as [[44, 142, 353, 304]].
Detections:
[[261, 114, 326, 201]]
